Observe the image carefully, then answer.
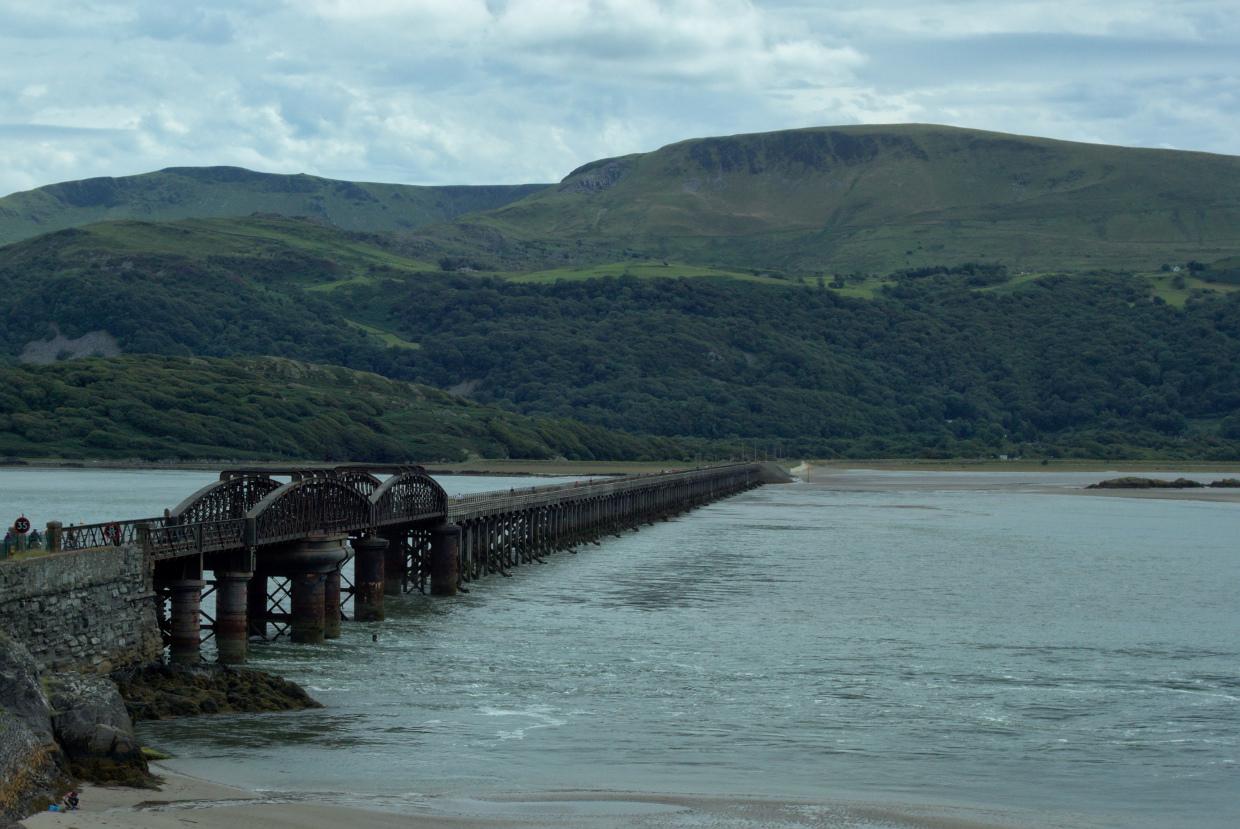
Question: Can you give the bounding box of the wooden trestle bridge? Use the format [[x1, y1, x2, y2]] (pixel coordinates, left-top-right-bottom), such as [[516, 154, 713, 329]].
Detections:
[[52, 463, 764, 663]]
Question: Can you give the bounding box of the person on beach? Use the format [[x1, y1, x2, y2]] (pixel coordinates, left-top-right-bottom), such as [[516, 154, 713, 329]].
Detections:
[[62, 791, 79, 811]]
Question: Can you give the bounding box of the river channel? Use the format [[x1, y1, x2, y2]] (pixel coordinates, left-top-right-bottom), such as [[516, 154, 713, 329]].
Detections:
[[2, 468, 1236, 829]]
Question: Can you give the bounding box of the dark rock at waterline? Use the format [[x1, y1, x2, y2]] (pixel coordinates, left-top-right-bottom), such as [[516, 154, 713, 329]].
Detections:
[[111, 663, 322, 722], [0, 633, 71, 824], [1087, 476, 1205, 489], [1207, 478, 1240, 488], [46, 674, 154, 787]]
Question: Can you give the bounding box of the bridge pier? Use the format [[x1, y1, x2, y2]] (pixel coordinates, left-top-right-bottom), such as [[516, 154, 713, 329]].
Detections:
[[290, 573, 326, 644], [214, 570, 252, 664], [166, 579, 207, 664], [383, 532, 405, 595], [324, 569, 342, 639], [352, 536, 387, 621], [260, 535, 350, 646], [430, 524, 460, 596], [247, 574, 267, 638]]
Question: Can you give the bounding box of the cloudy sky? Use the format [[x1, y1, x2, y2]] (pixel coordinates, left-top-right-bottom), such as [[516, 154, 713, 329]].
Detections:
[[1, 0, 1236, 196]]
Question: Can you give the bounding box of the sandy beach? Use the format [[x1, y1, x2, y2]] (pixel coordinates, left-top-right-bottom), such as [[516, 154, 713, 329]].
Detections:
[[20, 768, 511, 829], [18, 767, 1059, 829]]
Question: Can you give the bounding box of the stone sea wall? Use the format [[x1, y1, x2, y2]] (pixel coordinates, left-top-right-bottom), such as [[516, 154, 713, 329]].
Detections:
[[0, 545, 162, 673]]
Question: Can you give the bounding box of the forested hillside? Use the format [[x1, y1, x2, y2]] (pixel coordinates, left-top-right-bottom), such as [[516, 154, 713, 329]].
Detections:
[[0, 355, 703, 463], [332, 270, 1240, 459], [2, 214, 1238, 460]]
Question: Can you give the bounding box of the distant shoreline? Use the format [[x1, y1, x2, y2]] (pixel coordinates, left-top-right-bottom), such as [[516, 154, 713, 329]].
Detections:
[[803, 465, 1240, 503], [7, 456, 1240, 480]]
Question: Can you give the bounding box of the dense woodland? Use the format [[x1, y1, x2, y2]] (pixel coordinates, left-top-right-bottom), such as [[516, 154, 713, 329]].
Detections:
[[0, 355, 706, 463], [340, 271, 1240, 459], [3, 225, 1239, 460]]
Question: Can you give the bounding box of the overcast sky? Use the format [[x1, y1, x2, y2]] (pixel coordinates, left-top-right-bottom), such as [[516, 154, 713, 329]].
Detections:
[[1, 0, 1237, 196]]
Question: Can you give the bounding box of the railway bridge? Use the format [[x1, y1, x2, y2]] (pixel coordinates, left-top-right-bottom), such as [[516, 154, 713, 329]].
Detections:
[[53, 463, 765, 664]]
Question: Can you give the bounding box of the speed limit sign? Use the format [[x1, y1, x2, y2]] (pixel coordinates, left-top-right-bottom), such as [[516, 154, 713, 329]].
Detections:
[[103, 522, 121, 542], [13, 516, 30, 534]]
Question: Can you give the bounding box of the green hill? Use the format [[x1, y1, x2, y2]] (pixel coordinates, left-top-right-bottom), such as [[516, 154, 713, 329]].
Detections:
[[3, 212, 1238, 460], [0, 166, 550, 246], [461, 124, 1240, 274], [0, 354, 704, 463]]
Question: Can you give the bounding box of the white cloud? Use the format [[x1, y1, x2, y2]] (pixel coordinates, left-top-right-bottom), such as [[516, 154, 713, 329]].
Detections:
[[0, 0, 1237, 197]]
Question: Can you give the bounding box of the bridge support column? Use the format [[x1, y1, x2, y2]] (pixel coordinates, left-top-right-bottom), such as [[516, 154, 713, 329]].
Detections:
[[352, 536, 387, 621], [383, 533, 405, 595], [290, 573, 326, 644], [247, 574, 267, 638], [215, 571, 252, 664], [430, 524, 460, 596], [324, 569, 342, 639], [166, 579, 206, 664]]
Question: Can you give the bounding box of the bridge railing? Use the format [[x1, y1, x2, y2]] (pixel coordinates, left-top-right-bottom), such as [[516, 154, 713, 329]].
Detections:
[[446, 463, 759, 520], [142, 518, 248, 561], [61, 517, 166, 552]]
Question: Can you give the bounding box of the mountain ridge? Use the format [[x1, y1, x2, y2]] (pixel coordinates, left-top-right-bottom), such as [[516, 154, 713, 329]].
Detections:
[[0, 166, 551, 246], [464, 123, 1240, 273]]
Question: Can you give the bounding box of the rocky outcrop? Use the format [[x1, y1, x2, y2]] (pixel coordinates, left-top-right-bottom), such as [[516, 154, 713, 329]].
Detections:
[[557, 159, 632, 194], [46, 674, 153, 787], [113, 663, 322, 722], [19, 327, 121, 364], [0, 633, 71, 824]]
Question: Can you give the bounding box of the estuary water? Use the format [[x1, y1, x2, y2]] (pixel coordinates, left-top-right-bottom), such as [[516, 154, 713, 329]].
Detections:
[[3, 469, 1236, 828]]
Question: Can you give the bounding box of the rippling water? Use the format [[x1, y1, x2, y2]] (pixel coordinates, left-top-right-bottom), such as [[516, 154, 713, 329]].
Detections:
[[5, 469, 1235, 828]]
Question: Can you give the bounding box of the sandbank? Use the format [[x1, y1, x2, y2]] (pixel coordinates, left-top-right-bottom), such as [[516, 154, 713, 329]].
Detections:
[[801, 465, 1240, 502]]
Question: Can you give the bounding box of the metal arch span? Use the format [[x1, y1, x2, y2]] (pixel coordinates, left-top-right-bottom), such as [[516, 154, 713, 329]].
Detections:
[[244, 478, 375, 547], [167, 474, 283, 525], [371, 470, 447, 528]]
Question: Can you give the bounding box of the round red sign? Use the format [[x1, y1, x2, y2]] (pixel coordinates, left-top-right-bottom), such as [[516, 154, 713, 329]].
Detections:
[[13, 517, 30, 534], [103, 522, 121, 541]]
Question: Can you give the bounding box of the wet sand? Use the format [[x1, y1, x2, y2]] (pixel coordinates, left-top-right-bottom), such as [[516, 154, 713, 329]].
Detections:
[[18, 768, 1065, 829]]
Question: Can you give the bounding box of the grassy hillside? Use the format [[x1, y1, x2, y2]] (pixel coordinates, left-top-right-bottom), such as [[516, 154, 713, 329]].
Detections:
[[0, 166, 549, 246], [0, 355, 705, 463], [460, 124, 1240, 274]]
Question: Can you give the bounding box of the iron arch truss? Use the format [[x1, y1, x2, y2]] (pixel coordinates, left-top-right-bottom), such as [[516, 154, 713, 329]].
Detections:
[[372, 471, 447, 528], [334, 471, 383, 498], [168, 474, 283, 524], [245, 478, 375, 547]]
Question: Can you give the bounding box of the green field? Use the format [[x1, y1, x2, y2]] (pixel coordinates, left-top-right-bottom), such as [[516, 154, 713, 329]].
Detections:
[[343, 319, 420, 349], [507, 261, 792, 285]]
